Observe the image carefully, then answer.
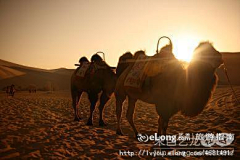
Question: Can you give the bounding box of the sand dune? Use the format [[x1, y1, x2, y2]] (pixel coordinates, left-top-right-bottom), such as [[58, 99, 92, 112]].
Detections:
[[216, 52, 240, 85], [0, 59, 74, 90], [0, 66, 25, 80], [0, 59, 49, 72], [0, 86, 239, 159]]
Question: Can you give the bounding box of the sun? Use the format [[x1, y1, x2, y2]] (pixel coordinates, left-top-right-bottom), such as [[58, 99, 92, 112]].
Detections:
[[173, 35, 199, 62]]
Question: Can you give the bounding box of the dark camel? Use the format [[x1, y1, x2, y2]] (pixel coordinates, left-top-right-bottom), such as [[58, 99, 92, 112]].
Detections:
[[71, 54, 117, 126], [115, 42, 223, 137]]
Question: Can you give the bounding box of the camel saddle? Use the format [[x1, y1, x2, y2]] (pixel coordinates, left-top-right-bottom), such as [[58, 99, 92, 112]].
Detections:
[[76, 61, 108, 78], [124, 54, 177, 90]]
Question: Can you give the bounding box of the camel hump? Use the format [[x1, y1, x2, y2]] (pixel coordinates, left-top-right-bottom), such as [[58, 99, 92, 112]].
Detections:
[[79, 56, 89, 64], [116, 52, 133, 77], [133, 50, 146, 59], [90, 54, 111, 70], [157, 44, 176, 59], [119, 52, 133, 62], [91, 54, 103, 62]]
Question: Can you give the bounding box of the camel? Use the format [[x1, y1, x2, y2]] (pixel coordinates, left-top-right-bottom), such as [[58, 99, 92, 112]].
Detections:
[[115, 41, 223, 137], [71, 54, 117, 126]]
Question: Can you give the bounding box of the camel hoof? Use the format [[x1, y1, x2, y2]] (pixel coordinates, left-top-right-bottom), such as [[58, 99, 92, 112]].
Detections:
[[99, 120, 107, 126], [116, 130, 123, 136]]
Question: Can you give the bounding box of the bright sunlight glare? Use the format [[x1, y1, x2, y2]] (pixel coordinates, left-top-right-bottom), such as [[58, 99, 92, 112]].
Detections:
[[173, 35, 199, 62]]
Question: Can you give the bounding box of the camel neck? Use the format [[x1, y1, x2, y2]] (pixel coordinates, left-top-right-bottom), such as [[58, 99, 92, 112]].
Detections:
[[180, 61, 217, 116]]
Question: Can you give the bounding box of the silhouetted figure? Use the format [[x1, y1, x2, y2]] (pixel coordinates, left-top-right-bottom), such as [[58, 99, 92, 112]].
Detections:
[[9, 84, 15, 97], [28, 84, 37, 93], [29, 88, 37, 93]]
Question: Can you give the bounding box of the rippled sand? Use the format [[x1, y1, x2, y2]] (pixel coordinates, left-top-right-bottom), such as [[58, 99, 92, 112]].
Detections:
[[0, 86, 239, 159]]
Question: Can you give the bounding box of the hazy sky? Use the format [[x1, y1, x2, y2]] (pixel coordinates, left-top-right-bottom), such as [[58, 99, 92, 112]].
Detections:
[[0, 0, 239, 69]]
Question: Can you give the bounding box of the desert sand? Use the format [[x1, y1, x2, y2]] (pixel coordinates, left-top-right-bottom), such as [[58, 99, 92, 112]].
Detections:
[[0, 56, 239, 159], [0, 85, 239, 159]]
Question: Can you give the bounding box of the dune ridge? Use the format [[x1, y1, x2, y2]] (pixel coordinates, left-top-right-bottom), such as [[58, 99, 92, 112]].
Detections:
[[0, 59, 74, 90]]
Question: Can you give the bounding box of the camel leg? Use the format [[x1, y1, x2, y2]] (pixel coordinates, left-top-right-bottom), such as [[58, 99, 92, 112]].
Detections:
[[86, 93, 98, 126], [157, 116, 171, 148], [162, 118, 169, 135], [76, 91, 82, 120], [98, 92, 109, 126], [157, 116, 163, 136], [71, 87, 81, 121], [162, 118, 170, 148], [115, 95, 125, 135], [126, 97, 138, 137], [156, 104, 171, 147]]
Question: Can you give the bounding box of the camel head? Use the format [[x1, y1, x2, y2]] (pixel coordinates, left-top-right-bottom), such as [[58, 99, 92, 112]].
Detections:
[[192, 42, 223, 69]]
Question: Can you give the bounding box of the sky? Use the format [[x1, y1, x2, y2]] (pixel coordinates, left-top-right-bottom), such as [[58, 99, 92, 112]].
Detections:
[[0, 0, 239, 69]]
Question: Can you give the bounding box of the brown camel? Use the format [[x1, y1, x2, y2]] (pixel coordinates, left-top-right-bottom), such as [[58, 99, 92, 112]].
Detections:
[[115, 42, 223, 137], [71, 54, 117, 126]]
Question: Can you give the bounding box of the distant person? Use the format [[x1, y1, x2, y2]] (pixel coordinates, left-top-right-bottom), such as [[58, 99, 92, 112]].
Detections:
[[10, 84, 15, 97], [29, 85, 37, 93]]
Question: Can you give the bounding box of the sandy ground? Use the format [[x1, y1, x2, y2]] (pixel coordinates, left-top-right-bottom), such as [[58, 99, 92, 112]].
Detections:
[[0, 86, 239, 159]]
